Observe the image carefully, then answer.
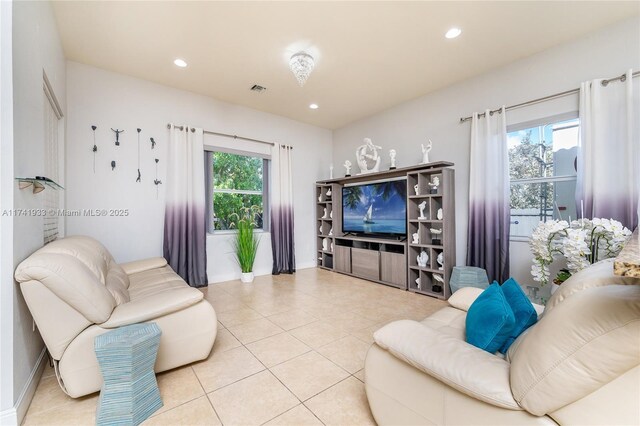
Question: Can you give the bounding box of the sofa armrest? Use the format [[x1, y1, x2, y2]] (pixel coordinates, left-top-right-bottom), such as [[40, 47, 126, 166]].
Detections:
[[373, 320, 521, 410], [99, 287, 204, 328], [119, 257, 168, 275]]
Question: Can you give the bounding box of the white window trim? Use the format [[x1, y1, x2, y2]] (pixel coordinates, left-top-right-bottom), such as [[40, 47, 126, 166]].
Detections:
[[205, 148, 270, 234]]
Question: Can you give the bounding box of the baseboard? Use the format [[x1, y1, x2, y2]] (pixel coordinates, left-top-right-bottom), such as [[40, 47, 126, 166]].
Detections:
[[297, 261, 316, 270], [2, 347, 48, 425], [209, 261, 317, 284]]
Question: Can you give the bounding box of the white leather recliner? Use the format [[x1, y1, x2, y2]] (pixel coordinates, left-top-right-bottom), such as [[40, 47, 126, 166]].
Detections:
[[365, 259, 640, 425], [15, 235, 217, 398]]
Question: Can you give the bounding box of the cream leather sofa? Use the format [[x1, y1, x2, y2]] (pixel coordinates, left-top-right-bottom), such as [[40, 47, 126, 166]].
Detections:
[[15, 235, 217, 398], [365, 259, 640, 425]]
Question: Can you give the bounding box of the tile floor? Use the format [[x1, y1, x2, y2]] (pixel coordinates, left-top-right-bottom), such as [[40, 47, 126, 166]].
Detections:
[[23, 268, 446, 426]]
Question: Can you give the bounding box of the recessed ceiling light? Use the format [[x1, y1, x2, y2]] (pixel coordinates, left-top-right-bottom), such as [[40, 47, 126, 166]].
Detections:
[[309, 103, 319, 109], [445, 28, 462, 39], [173, 58, 187, 68]]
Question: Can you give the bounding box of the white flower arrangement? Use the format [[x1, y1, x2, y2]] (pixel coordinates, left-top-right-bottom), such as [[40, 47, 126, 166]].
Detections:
[[529, 218, 631, 285]]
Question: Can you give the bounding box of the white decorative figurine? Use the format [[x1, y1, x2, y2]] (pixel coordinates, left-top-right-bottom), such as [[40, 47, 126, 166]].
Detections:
[[344, 160, 352, 177], [355, 138, 382, 174], [330, 210, 333, 219], [421, 139, 433, 164], [326, 188, 332, 197], [330, 164, 334, 179], [318, 194, 322, 202], [415, 277, 421, 289], [413, 184, 419, 195], [328, 227, 333, 236], [430, 228, 443, 245], [417, 251, 429, 267], [319, 225, 323, 234], [428, 176, 440, 194], [418, 201, 427, 219], [330, 242, 334, 252], [322, 208, 328, 219], [322, 238, 329, 251], [433, 274, 445, 284], [389, 149, 397, 170], [412, 232, 419, 244], [437, 208, 443, 220], [437, 252, 444, 270]]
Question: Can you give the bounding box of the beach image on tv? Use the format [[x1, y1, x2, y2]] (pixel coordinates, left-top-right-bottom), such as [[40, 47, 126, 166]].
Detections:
[[342, 180, 407, 235]]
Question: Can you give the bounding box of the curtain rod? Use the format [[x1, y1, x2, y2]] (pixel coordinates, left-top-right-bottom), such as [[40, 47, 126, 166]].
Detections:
[[167, 123, 276, 147], [459, 70, 640, 123]]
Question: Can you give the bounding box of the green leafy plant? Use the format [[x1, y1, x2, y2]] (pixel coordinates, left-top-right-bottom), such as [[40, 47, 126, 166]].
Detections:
[[230, 206, 261, 273]]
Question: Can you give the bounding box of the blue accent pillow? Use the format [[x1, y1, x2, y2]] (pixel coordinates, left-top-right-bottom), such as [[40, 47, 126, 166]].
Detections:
[[465, 282, 515, 353], [499, 278, 538, 353]]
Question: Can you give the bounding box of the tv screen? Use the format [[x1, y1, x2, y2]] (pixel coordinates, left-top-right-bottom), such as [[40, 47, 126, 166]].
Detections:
[[342, 179, 407, 236]]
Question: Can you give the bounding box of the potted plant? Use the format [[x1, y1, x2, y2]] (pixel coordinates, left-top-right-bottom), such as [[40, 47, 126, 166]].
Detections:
[[230, 206, 261, 283], [530, 218, 631, 292]]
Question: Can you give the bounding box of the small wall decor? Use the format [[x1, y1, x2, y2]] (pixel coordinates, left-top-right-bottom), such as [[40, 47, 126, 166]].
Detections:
[[91, 125, 98, 173], [111, 128, 124, 146], [343, 160, 352, 177], [111, 160, 116, 171], [153, 159, 162, 199], [417, 251, 429, 268], [418, 201, 427, 219], [428, 176, 440, 194], [356, 138, 381, 174], [389, 149, 397, 170], [136, 128, 142, 183], [150, 137, 156, 149], [421, 139, 432, 164]]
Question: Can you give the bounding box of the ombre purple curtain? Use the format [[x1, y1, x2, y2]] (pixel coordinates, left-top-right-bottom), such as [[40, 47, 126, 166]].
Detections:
[[466, 107, 510, 283], [163, 125, 208, 287], [577, 69, 639, 230], [271, 144, 295, 274]]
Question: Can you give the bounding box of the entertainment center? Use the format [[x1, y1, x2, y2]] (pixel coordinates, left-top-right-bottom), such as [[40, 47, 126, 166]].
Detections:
[[316, 161, 456, 300]]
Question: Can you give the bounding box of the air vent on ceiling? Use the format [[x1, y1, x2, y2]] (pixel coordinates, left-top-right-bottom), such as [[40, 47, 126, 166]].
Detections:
[[250, 84, 267, 93]]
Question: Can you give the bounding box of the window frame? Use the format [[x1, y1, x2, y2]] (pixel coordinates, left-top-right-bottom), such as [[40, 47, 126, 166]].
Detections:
[[205, 148, 270, 234], [507, 112, 579, 241]]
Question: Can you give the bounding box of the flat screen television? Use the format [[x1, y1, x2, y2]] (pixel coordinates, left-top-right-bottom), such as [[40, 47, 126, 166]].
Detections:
[[342, 179, 407, 236]]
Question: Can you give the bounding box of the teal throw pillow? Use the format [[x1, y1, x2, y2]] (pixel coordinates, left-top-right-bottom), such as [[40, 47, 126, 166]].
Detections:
[[465, 282, 515, 353], [499, 278, 538, 353]]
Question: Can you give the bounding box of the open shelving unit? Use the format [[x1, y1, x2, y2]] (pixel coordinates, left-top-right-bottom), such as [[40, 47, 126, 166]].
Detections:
[[315, 162, 456, 299]]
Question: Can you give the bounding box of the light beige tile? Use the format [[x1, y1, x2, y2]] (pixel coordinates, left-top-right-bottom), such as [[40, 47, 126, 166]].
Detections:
[[211, 328, 242, 354], [305, 377, 376, 426], [289, 321, 349, 348], [143, 396, 221, 426], [353, 369, 365, 382], [227, 317, 284, 344], [154, 366, 204, 415], [26, 375, 76, 415], [246, 332, 311, 367], [265, 404, 323, 426], [350, 323, 385, 344], [270, 351, 349, 401], [192, 346, 265, 392], [208, 371, 298, 426], [41, 362, 55, 379], [217, 307, 263, 327], [317, 336, 372, 373], [249, 301, 297, 316], [326, 312, 378, 332], [22, 393, 98, 426], [267, 310, 319, 331]]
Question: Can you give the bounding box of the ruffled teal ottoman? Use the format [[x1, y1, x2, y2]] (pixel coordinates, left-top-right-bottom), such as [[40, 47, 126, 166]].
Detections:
[[95, 323, 163, 425]]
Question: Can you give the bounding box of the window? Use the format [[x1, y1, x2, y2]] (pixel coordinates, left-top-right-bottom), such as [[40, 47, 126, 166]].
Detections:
[[508, 116, 579, 238], [206, 151, 269, 232]]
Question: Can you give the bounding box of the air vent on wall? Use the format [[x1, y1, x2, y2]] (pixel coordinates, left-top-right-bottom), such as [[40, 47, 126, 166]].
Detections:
[[250, 84, 267, 93]]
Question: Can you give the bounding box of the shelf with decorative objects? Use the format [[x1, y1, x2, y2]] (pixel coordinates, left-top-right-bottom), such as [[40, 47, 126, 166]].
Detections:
[[316, 183, 339, 270], [407, 168, 455, 300], [16, 176, 64, 194]]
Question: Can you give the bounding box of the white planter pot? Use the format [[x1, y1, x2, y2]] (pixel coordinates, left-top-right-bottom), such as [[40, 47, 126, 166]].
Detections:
[[240, 272, 254, 283]]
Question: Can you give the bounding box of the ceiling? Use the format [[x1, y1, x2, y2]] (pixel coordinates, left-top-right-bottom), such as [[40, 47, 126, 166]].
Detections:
[[52, 1, 639, 129]]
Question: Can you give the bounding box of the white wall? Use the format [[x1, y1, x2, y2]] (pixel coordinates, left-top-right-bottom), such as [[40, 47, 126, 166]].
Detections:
[[65, 62, 333, 282], [8, 0, 66, 421], [332, 18, 640, 295]]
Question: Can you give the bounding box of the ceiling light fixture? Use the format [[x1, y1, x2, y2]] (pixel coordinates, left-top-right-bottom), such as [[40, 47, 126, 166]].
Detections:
[[173, 58, 188, 68], [309, 103, 319, 109], [289, 52, 315, 86], [445, 28, 462, 39]]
